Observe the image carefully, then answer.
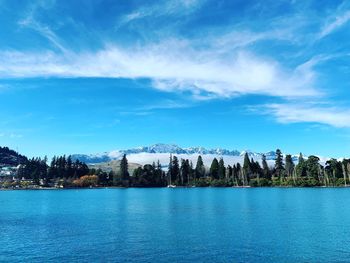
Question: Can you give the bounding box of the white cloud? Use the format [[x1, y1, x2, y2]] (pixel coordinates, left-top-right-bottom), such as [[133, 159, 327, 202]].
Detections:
[[259, 103, 350, 128], [18, 16, 67, 53], [319, 10, 350, 39], [119, 0, 204, 25], [0, 40, 320, 100], [0, 132, 23, 138], [9, 133, 23, 138]]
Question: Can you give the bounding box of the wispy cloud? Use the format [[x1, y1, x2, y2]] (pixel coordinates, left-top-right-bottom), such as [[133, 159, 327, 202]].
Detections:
[[17, 0, 67, 53], [0, 132, 23, 138], [118, 0, 204, 25], [319, 10, 350, 39], [118, 99, 191, 116], [0, 40, 321, 100], [256, 103, 350, 128], [18, 16, 67, 53]]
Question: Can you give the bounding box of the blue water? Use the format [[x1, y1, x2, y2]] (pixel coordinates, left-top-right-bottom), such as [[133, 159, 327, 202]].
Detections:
[[1, 188, 350, 262]]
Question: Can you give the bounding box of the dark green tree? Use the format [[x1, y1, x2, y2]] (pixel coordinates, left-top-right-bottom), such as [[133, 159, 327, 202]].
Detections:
[[180, 159, 191, 185], [195, 155, 205, 179], [295, 153, 307, 178], [209, 158, 219, 179], [305, 156, 320, 180], [261, 154, 271, 179], [285, 154, 295, 179], [242, 153, 251, 184], [274, 149, 284, 179], [119, 154, 130, 186], [218, 158, 226, 179], [171, 156, 180, 184]]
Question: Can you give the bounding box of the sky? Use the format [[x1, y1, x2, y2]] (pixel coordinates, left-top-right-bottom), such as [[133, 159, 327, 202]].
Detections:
[[1, 0, 350, 158]]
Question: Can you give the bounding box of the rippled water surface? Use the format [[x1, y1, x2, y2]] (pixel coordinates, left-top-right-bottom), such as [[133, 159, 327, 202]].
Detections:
[[1, 188, 350, 262]]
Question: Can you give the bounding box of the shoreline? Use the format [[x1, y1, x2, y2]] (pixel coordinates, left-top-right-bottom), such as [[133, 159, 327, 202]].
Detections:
[[2, 185, 350, 191]]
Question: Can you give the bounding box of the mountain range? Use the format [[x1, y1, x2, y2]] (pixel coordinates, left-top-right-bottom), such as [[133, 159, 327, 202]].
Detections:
[[71, 143, 300, 167]]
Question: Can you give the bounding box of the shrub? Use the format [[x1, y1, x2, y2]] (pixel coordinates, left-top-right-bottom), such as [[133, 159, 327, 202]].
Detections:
[[73, 175, 99, 187]]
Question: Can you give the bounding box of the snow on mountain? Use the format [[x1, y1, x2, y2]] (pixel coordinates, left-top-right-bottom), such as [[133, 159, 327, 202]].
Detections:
[[71, 143, 283, 167]]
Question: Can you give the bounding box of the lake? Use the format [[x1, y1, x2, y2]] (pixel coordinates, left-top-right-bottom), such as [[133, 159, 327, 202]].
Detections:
[[1, 188, 350, 262]]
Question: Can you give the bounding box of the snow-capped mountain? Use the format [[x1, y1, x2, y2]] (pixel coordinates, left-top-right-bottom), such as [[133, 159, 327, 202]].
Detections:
[[71, 143, 299, 167]]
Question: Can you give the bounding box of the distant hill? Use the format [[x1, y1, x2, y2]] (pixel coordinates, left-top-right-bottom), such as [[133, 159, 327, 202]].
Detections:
[[0, 146, 27, 166]]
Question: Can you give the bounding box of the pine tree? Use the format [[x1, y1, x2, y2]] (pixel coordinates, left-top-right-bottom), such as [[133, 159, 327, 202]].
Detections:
[[172, 156, 180, 184], [218, 158, 226, 179], [285, 155, 295, 179], [262, 154, 270, 179], [209, 158, 219, 179], [243, 153, 251, 184], [189, 161, 194, 184], [295, 153, 307, 178], [227, 165, 233, 179], [243, 153, 251, 174], [236, 163, 242, 185], [275, 149, 284, 180], [195, 155, 205, 179], [120, 154, 130, 185], [306, 156, 320, 180], [180, 159, 190, 185]]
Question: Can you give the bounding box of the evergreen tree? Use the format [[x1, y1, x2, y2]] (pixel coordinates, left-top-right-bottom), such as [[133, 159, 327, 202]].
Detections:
[[189, 161, 194, 184], [108, 171, 115, 185], [305, 156, 321, 180], [195, 155, 205, 179], [262, 154, 271, 179], [242, 153, 251, 184], [218, 158, 226, 179], [296, 153, 307, 177], [227, 165, 233, 179], [232, 164, 238, 185], [325, 159, 343, 185], [66, 155, 73, 177], [243, 153, 251, 175], [285, 155, 295, 179], [180, 159, 190, 185], [209, 158, 219, 179], [172, 156, 180, 184], [274, 149, 284, 179], [120, 154, 130, 185]]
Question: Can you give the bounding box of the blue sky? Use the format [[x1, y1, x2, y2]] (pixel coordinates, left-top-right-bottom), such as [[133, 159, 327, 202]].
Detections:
[[1, 0, 350, 158]]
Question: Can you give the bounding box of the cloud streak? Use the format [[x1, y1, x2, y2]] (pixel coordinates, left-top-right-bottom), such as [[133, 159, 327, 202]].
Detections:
[[119, 0, 205, 25], [258, 103, 350, 128], [0, 40, 320, 100], [319, 10, 350, 39]]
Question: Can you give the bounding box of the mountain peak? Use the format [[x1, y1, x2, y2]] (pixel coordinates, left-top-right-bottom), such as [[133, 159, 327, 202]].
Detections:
[[71, 143, 278, 164]]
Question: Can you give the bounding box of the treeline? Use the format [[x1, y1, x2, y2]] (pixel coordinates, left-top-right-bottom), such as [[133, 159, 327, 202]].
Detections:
[[17, 155, 90, 185], [116, 150, 350, 187], [12, 154, 165, 188], [163, 150, 350, 187], [72, 155, 167, 187], [4, 146, 350, 188]]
